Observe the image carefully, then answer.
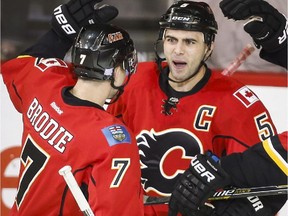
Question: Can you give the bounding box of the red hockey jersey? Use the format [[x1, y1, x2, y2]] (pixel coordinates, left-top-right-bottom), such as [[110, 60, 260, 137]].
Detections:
[[2, 56, 144, 216], [107, 61, 277, 215]]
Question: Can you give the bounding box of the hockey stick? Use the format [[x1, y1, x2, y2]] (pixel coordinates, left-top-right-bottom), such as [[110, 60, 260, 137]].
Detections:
[[221, 43, 255, 76], [220, 14, 266, 76], [59, 166, 95, 216], [144, 185, 288, 205]]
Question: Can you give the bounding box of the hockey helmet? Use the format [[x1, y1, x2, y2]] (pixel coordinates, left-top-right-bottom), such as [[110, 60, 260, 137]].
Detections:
[[72, 23, 137, 80], [158, 1, 218, 44]]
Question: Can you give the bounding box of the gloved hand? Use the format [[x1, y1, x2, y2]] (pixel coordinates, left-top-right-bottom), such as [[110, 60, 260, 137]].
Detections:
[[168, 152, 231, 216], [51, 0, 118, 41], [212, 196, 273, 216], [219, 0, 287, 52]]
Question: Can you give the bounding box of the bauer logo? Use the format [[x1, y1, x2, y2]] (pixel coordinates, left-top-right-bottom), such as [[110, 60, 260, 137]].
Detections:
[[233, 86, 259, 108], [191, 156, 215, 183], [53, 5, 76, 35], [102, 125, 131, 146]]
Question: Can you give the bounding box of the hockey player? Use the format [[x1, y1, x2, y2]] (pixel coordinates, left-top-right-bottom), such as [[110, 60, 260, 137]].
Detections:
[[1, 0, 144, 215], [106, 1, 280, 215], [168, 0, 287, 215]]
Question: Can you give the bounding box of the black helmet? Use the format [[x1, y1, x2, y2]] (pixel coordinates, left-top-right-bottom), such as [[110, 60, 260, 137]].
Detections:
[[158, 1, 218, 44], [72, 23, 137, 80]]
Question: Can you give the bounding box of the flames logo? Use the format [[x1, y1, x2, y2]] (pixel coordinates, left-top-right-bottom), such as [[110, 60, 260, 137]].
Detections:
[[137, 128, 203, 196]]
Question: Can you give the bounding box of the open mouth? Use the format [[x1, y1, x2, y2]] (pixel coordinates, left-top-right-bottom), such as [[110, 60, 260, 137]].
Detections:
[[173, 60, 187, 69]]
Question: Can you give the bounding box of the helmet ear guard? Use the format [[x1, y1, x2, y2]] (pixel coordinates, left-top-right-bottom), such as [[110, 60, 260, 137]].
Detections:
[[71, 23, 137, 81]]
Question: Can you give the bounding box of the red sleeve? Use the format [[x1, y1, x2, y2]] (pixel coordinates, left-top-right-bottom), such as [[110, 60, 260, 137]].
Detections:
[[211, 82, 277, 156], [1, 57, 32, 113], [1, 56, 76, 113]]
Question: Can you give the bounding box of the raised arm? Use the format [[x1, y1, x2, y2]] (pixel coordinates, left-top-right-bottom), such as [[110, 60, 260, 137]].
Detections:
[[23, 0, 118, 59], [219, 0, 287, 69]]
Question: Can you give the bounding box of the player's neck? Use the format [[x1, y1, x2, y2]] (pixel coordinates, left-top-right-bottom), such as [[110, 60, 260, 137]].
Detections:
[[169, 66, 206, 92], [70, 79, 110, 107]]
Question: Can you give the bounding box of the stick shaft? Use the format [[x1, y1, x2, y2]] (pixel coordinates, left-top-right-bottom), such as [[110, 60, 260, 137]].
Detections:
[[221, 44, 255, 76], [144, 185, 288, 205], [210, 185, 288, 201], [59, 166, 95, 216]]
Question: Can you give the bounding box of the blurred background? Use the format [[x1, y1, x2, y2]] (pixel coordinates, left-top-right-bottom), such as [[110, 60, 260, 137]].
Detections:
[[1, 0, 287, 215], [1, 0, 287, 72]]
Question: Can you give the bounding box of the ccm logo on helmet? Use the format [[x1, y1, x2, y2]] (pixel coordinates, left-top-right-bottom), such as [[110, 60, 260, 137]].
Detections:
[[191, 157, 215, 183], [53, 5, 76, 35], [172, 16, 190, 22]]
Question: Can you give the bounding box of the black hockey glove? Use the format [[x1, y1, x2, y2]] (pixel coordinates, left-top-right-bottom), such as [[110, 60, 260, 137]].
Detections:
[[51, 0, 118, 41], [219, 0, 287, 52], [168, 152, 231, 216], [212, 196, 273, 216]]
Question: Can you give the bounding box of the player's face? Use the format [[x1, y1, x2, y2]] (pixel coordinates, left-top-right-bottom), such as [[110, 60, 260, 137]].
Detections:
[[163, 29, 209, 83]]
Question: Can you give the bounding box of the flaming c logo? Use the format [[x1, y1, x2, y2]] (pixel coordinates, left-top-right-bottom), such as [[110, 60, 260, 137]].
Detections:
[[137, 128, 203, 196]]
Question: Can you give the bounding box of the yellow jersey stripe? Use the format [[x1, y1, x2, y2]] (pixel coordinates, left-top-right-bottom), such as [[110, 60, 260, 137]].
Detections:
[[17, 55, 31, 58], [263, 138, 288, 176]]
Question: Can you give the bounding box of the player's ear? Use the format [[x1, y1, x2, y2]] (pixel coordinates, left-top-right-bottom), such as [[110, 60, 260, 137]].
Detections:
[[113, 66, 123, 78], [113, 65, 127, 86], [204, 42, 214, 61]]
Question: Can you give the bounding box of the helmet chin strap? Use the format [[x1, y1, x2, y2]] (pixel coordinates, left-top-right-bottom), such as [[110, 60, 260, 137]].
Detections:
[[105, 88, 124, 105], [105, 72, 132, 105], [104, 78, 124, 105]]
